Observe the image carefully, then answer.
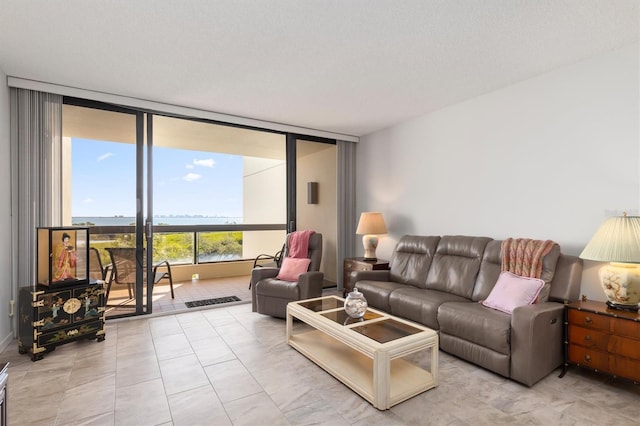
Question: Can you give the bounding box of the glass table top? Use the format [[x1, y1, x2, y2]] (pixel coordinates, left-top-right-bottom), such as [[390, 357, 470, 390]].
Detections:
[[351, 318, 424, 343], [321, 309, 382, 325], [296, 297, 426, 343], [298, 297, 343, 312]]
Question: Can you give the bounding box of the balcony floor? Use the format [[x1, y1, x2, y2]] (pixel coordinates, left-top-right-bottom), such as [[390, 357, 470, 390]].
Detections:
[[105, 275, 254, 318]]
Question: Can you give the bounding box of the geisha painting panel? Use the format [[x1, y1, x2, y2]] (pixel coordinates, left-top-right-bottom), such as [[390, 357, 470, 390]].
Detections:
[[37, 227, 89, 287]]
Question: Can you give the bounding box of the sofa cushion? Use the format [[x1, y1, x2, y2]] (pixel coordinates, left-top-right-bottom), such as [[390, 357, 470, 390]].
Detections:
[[389, 287, 468, 330], [356, 280, 407, 313], [255, 278, 300, 300], [482, 272, 544, 314], [388, 235, 440, 289], [438, 301, 512, 355], [473, 240, 502, 302], [276, 257, 311, 281], [538, 243, 560, 284], [426, 235, 492, 299], [473, 240, 560, 302]]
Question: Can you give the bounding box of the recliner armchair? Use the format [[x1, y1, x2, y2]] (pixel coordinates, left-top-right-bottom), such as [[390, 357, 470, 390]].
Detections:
[[251, 232, 323, 318]]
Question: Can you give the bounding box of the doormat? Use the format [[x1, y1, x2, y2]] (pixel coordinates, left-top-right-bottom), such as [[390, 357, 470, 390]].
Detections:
[[185, 296, 241, 308]]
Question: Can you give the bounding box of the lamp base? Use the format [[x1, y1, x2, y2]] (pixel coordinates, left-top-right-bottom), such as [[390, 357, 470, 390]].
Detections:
[[362, 235, 379, 261], [605, 300, 639, 312], [598, 263, 640, 310]]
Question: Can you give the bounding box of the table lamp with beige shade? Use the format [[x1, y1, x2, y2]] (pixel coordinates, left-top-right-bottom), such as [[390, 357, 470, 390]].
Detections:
[[579, 213, 640, 312], [356, 212, 387, 261]]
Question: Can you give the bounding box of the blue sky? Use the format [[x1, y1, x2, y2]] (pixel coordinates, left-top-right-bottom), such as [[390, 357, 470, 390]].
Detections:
[[71, 138, 243, 218]]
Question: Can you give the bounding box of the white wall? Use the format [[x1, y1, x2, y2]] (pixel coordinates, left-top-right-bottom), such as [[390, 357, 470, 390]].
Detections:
[[242, 157, 287, 259], [357, 43, 640, 302], [296, 142, 338, 284], [0, 71, 13, 350]]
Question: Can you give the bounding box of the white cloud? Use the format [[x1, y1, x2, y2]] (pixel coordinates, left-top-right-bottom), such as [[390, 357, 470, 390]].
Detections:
[[97, 152, 114, 162], [193, 158, 215, 168], [83, 198, 94, 204], [185, 164, 195, 169], [183, 173, 202, 182]]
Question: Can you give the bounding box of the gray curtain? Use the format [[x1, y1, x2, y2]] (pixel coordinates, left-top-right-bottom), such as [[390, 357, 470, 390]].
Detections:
[[10, 88, 63, 290], [337, 139, 356, 290]]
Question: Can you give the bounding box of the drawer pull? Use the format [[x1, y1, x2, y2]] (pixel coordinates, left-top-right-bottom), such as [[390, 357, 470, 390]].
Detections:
[[584, 335, 592, 342], [584, 316, 593, 324], [584, 354, 592, 363]]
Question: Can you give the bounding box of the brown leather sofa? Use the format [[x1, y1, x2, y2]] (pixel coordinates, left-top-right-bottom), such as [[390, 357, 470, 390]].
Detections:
[[348, 235, 583, 386]]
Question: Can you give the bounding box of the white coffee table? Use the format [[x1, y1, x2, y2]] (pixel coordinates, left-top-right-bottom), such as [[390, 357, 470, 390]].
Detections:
[[286, 295, 438, 410]]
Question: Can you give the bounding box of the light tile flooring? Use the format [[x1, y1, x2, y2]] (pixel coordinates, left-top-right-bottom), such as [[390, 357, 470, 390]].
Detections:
[[3, 296, 640, 425]]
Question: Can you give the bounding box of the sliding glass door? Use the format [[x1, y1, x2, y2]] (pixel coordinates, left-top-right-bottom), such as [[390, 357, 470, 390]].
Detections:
[[63, 100, 151, 316]]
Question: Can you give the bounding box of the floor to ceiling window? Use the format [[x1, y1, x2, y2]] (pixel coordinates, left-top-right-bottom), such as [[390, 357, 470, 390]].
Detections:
[[60, 98, 337, 317], [150, 115, 288, 264]]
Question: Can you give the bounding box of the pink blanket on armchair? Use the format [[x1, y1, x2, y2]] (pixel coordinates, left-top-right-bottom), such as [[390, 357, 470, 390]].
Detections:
[[288, 230, 315, 258]]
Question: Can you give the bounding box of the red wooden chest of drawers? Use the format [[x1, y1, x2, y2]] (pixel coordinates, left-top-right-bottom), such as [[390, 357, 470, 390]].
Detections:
[[565, 300, 640, 383]]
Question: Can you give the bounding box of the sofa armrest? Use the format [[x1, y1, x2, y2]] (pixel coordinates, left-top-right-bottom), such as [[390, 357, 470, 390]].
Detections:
[[251, 267, 279, 311], [347, 270, 391, 292], [510, 302, 565, 386], [298, 271, 324, 300]]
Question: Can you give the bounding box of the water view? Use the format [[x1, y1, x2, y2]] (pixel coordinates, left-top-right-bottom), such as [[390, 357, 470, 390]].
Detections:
[[73, 216, 243, 226]]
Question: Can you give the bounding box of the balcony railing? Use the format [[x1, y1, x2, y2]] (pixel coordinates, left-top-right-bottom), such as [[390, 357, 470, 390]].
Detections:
[[88, 224, 287, 266]]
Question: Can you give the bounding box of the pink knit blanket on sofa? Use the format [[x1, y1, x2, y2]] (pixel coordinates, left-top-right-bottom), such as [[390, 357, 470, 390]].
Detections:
[[501, 238, 556, 279]]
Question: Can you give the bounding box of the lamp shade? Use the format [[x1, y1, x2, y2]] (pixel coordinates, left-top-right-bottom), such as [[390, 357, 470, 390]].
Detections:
[[356, 212, 387, 235], [579, 215, 640, 263]]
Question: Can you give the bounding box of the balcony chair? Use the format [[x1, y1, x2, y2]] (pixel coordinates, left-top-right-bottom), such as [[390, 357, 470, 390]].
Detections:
[[89, 247, 111, 282], [248, 242, 286, 289], [105, 247, 175, 304], [251, 232, 323, 318]]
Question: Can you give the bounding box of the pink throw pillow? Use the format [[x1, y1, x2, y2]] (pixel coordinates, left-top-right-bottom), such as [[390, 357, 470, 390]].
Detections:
[[482, 271, 544, 314], [276, 257, 312, 281]]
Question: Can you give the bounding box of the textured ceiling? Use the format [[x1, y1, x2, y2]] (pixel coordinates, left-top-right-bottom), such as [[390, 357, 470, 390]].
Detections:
[[1, 1, 638, 137]]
